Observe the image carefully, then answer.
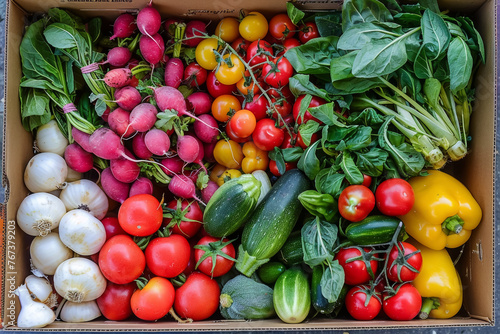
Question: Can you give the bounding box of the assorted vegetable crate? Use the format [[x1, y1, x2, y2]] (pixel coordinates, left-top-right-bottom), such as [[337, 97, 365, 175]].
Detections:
[[1, 0, 496, 330]]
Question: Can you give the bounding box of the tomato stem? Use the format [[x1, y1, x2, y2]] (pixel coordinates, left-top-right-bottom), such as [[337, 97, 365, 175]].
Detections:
[[168, 307, 193, 323]]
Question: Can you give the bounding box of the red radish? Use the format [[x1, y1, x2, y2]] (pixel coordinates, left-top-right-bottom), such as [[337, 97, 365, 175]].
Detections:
[[104, 68, 132, 88], [192, 137, 207, 174], [184, 20, 206, 47], [89, 128, 127, 160], [101, 107, 111, 122], [168, 174, 201, 202], [101, 167, 130, 204], [71, 127, 93, 153], [137, 5, 162, 36], [110, 150, 140, 183], [129, 103, 158, 132], [114, 86, 142, 111], [187, 92, 212, 115], [164, 18, 182, 37], [160, 156, 183, 176], [193, 114, 219, 143], [129, 177, 154, 197], [203, 141, 217, 163], [201, 180, 219, 203], [101, 217, 127, 240], [144, 129, 171, 156], [153, 86, 187, 112], [183, 62, 207, 88], [110, 13, 137, 40], [64, 143, 93, 173], [139, 34, 165, 65], [132, 132, 153, 159], [164, 58, 184, 89], [106, 47, 132, 67], [183, 168, 201, 184], [176, 135, 199, 163], [107, 108, 135, 138]]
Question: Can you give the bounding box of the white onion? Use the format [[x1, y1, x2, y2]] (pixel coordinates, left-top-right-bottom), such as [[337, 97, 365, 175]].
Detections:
[[54, 258, 106, 303], [30, 232, 73, 276], [16, 192, 67, 236], [60, 300, 101, 322], [24, 152, 68, 193], [66, 167, 83, 182], [15, 284, 56, 328], [35, 120, 68, 156], [25, 275, 53, 304], [59, 209, 106, 256], [59, 179, 109, 219]]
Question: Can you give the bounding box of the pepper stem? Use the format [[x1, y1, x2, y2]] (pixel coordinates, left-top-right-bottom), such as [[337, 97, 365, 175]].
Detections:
[[442, 214, 465, 235], [419, 297, 441, 319]]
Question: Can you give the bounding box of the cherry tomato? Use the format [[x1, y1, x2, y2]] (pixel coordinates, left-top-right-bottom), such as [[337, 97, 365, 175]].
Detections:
[[145, 234, 191, 278], [270, 96, 293, 117], [236, 77, 260, 96], [229, 109, 257, 138], [338, 185, 375, 222], [211, 94, 241, 122], [163, 199, 203, 239], [239, 12, 268, 42], [262, 56, 293, 87], [269, 13, 296, 40], [215, 53, 245, 85], [215, 17, 240, 42], [298, 22, 320, 43], [225, 122, 251, 143], [282, 38, 301, 52], [206, 71, 236, 98], [383, 283, 422, 321], [101, 216, 127, 240], [194, 236, 236, 277], [362, 174, 373, 187], [246, 40, 273, 67], [345, 285, 382, 321], [335, 247, 379, 286], [195, 38, 220, 70], [244, 94, 269, 121], [118, 194, 163, 236], [386, 242, 422, 282], [231, 37, 250, 57], [98, 235, 146, 284], [375, 178, 415, 216], [96, 281, 135, 321], [131, 277, 175, 321], [183, 62, 208, 88], [292, 95, 326, 125], [213, 139, 244, 169], [252, 118, 285, 151], [269, 159, 297, 177]]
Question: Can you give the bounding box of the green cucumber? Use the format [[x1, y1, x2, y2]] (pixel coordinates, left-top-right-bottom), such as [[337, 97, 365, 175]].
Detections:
[[345, 215, 406, 246], [203, 174, 261, 237], [276, 231, 304, 266], [311, 265, 335, 315], [257, 262, 286, 285], [236, 169, 310, 276], [273, 267, 310, 324]]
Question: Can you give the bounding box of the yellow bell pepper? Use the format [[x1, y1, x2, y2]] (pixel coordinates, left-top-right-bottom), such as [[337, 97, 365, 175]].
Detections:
[[409, 240, 462, 319], [241, 141, 269, 174], [399, 170, 481, 250]]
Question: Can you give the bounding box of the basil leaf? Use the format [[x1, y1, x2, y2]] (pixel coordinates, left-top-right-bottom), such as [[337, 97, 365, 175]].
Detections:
[[394, 13, 422, 28], [342, 0, 393, 32], [421, 10, 451, 60], [338, 22, 401, 51], [345, 126, 372, 150], [347, 108, 386, 127], [447, 36, 473, 93], [315, 170, 345, 197], [282, 147, 304, 162], [309, 103, 346, 127], [289, 74, 331, 100], [331, 51, 357, 82], [298, 121, 321, 147], [340, 151, 364, 185], [315, 13, 343, 38], [301, 217, 338, 268], [296, 94, 313, 124], [268, 147, 286, 175], [331, 77, 384, 95], [355, 147, 389, 177], [321, 260, 345, 303], [285, 36, 340, 75], [286, 2, 305, 25], [298, 140, 321, 180]]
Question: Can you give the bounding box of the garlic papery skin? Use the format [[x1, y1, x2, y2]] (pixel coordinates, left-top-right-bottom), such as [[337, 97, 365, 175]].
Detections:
[[35, 120, 68, 156], [66, 167, 83, 182], [60, 300, 101, 322], [59, 209, 106, 256], [54, 257, 107, 303], [25, 275, 53, 304], [30, 232, 73, 276], [16, 192, 67, 236], [59, 179, 109, 220], [24, 152, 68, 193], [15, 284, 56, 328]]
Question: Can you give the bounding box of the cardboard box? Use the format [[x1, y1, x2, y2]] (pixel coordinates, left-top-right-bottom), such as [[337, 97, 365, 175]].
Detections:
[[1, 0, 496, 330]]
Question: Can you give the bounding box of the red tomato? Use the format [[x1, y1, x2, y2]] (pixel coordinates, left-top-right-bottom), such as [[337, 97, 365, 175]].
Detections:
[[118, 194, 163, 236], [362, 174, 373, 187], [246, 40, 273, 67], [262, 56, 293, 88], [298, 22, 320, 43], [269, 160, 297, 177], [244, 94, 269, 121], [345, 285, 382, 321], [145, 234, 191, 278], [231, 37, 250, 57], [182, 244, 197, 276], [130, 277, 175, 321], [292, 95, 326, 125], [163, 199, 203, 239], [229, 109, 257, 138], [282, 38, 301, 52], [252, 118, 285, 151], [96, 281, 136, 321], [225, 122, 251, 143], [338, 185, 375, 222], [98, 235, 146, 284], [194, 237, 236, 277], [101, 216, 127, 240], [335, 247, 378, 286], [174, 272, 220, 321], [270, 96, 293, 118], [386, 242, 422, 282], [206, 71, 236, 98], [375, 178, 415, 216], [383, 283, 422, 321], [269, 13, 296, 40], [183, 62, 208, 88]]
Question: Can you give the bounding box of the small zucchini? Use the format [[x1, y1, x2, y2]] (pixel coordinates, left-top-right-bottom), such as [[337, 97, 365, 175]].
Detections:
[[273, 266, 310, 324], [276, 231, 304, 266], [311, 265, 335, 315], [345, 215, 406, 246]]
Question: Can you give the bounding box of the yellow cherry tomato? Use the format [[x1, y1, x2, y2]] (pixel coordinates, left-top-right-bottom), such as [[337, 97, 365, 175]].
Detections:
[[215, 17, 240, 43], [215, 54, 245, 86], [195, 38, 220, 70], [216, 169, 242, 186], [209, 163, 227, 183], [241, 141, 269, 174], [213, 139, 244, 169], [239, 12, 268, 42]]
